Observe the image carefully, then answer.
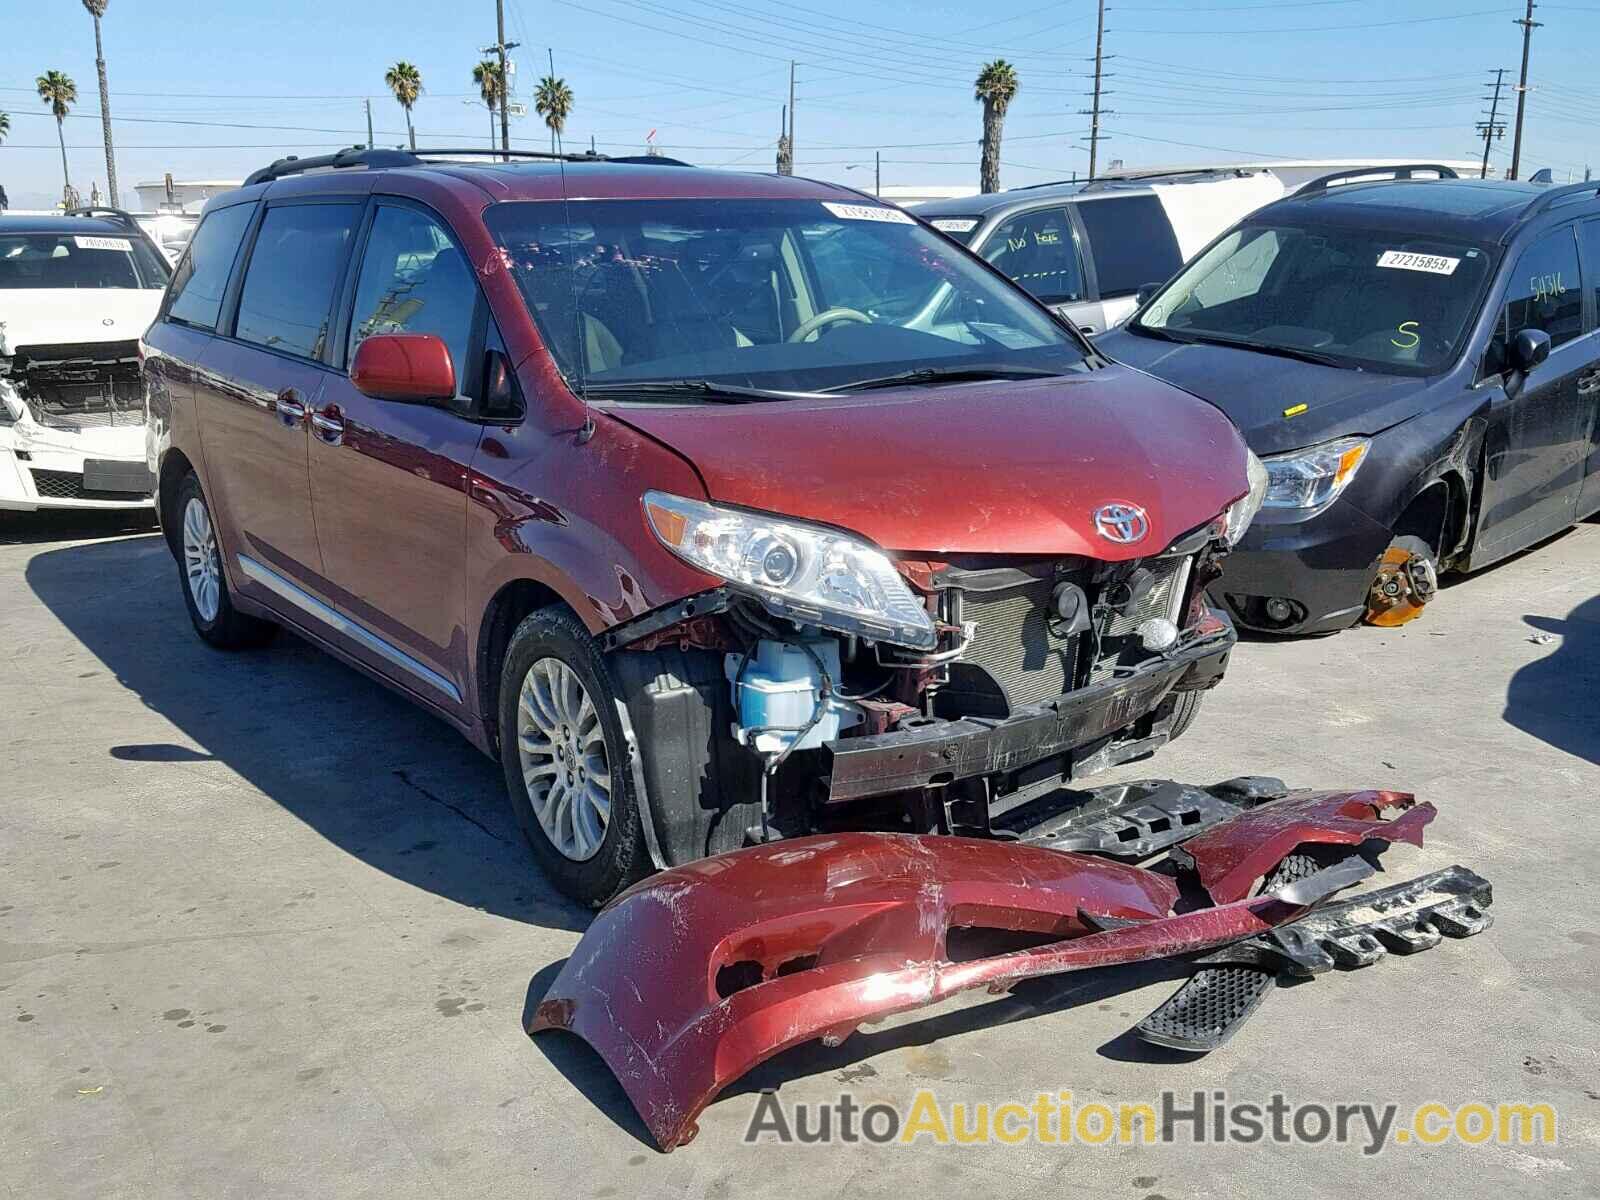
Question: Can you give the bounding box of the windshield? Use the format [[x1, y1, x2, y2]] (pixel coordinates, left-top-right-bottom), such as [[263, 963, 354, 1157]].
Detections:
[[486, 198, 1089, 396], [1132, 222, 1495, 374], [0, 231, 169, 290]]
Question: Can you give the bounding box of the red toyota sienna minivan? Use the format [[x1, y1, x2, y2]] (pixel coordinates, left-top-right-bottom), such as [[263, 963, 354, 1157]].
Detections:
[[142, 148, 1265, 905]]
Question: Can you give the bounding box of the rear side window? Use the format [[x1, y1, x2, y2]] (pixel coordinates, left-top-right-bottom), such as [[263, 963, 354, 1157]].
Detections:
[[1493, 227, 1584, 363], [981, 208, 1085, 304], [235, 203, 360, 359], [167, 203, 256, 330], [1581, 220, 1600, 322], [1076, 195, 1183, 298], [348, 205, 479, 382]]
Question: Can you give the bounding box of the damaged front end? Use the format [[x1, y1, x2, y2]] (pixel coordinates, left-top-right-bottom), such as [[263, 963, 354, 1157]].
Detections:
[[0, 337, 154, 509], [529, 787, 1491, 1150]]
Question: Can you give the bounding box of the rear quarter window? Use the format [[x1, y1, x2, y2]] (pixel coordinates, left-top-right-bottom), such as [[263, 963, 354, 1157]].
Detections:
[[167, 202, 257, 331], [1076, 194, 1183, 298]]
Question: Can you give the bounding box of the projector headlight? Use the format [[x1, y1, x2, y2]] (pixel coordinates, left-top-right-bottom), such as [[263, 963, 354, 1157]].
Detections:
[[1262, 436, 1371, 512], [643, 491, 937, 650]]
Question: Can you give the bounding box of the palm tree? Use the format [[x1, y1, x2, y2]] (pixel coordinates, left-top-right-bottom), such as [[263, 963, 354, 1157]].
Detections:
[[472, 60, 504, 151], [0, 111, 10, 145], [974, 59, 1019, 195], [534, 75, 574, 155], [82, 1, 118, 207], [385, 61, 423, 151], [37, 70, 79, 202]]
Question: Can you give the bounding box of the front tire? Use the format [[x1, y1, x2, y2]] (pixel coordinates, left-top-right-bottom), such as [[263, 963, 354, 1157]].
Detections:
[[497, 606, 650, 906], [174, 472, 276, 650]]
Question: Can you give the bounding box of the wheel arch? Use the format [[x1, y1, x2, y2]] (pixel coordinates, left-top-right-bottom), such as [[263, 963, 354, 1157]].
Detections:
[[476, 577, 570, 754], [156, 447, 196, 561]]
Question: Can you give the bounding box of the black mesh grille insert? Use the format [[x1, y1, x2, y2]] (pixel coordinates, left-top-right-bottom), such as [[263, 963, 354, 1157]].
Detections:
[[29, 468, 149, 502]]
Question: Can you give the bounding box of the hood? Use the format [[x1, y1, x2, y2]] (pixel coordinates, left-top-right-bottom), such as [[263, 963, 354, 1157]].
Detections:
[[608, 364, 1248, 560], [0, 290, 162, 356], [1098, 329, 1436, 456]]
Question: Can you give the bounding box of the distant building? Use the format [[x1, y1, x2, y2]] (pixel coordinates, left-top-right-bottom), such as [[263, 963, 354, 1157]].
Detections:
[[133, 178, 242, 213], [879, 184, 979, 208]]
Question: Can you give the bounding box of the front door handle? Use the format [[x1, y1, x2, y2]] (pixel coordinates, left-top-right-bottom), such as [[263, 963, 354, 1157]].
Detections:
[[274, 388, 307, 424], [1578, 371, 1600, 395], [311, 406, 345, 445]]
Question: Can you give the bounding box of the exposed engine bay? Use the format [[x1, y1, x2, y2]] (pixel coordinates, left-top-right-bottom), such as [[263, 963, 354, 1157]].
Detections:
[[604, 520, 1235, 867], [0, 340, 146, 430]]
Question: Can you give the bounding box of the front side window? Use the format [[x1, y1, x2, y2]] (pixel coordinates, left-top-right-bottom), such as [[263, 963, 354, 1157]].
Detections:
[[485, 198, 1089, 396], [235, 203, 359, 359], [1136, 221, 1496, 374], [167, 202, 256, 330], [348, 205, 478, 384], [1491, 227, 1584, 367], [0, 230, 168, 292], [1076, 195, 1183, 297], [980, 208, 1085, 305]]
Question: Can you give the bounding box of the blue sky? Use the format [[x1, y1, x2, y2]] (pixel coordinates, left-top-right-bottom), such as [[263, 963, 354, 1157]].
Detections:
[[2, 0, 1596, 207]]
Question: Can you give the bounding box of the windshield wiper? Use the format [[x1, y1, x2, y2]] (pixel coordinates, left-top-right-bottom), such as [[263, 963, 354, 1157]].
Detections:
[[1129, 327, 1349, 369], [822, 364, 1068, 394], [581, 379, 825, 403]]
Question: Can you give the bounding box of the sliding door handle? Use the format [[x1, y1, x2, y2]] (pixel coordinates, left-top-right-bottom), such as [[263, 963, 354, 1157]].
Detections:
[[274, 388, 307, 423]]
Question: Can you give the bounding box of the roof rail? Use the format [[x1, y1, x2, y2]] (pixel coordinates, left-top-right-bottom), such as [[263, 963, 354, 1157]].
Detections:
[[62, 205, 144, 230], [244, 145, 694, 187], [1080, 166, 1261, 193], [62, 205, 169, 262], [1499, 180, 1600, 244], [1294, 163, 1459, 195]]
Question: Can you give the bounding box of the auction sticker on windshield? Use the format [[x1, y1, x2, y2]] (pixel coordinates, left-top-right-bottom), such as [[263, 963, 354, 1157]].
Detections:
[[73, 235, 133, 252], [823, 202, 914, 225], [1376, 250, 1460, 275]]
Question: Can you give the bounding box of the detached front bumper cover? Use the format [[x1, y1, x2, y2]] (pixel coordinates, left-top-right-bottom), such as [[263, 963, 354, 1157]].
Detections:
[[528, 788, 1476, 1151]]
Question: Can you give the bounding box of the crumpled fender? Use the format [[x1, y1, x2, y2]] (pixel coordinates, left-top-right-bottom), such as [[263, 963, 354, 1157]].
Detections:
[[527, 831, 1360, 1151], [1171, 789, 1434, 904]]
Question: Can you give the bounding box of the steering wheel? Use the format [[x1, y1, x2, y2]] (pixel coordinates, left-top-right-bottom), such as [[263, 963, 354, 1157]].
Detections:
[[787, 307, 871, 343]]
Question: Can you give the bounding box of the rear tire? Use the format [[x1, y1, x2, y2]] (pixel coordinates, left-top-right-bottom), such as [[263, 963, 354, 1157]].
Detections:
[[497, 605, 651, 907], [174, 472, 276, 650]]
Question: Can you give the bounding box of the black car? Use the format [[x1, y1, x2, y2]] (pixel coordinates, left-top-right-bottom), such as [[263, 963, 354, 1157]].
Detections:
[[1100, 176, 1600, 634]]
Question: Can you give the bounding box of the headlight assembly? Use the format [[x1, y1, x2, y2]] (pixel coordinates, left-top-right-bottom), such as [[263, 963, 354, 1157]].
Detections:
[[1262, 436, 1370, 512], [643, 491, 937, 650], [1221, 449, 1269, 545]]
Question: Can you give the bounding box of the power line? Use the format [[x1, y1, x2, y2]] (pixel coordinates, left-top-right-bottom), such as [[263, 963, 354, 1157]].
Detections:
[[1478, 68, 1508, 179], [1118, 8, 1509, 34]]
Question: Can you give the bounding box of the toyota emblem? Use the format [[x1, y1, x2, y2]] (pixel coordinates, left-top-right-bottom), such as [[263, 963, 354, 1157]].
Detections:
[[1092, 502, 1150, 545]]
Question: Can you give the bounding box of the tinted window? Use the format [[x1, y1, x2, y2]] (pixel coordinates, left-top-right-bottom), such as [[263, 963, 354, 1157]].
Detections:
[[981, 208, 1085, 304], [0, 231, 167, 291], [1076, 194, 1182, 297], [486, 198, 1088, 395], [235, 203, 359, 359], [167, 203, 255, 329], [1493, 227, 1583, 365], [348, 205, 478, 383], [1585, 220, 1600, 318]]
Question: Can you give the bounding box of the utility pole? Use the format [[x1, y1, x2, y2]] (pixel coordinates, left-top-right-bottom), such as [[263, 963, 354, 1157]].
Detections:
[[1087, 0, 1108, 180], [1508, 0, 1540, 181], [875, 149, 880, 197], [482, 1, 520, 160], [788, 62, 796, 172], [1477, 68, 1507, 179], [365, 98, 374, 149]]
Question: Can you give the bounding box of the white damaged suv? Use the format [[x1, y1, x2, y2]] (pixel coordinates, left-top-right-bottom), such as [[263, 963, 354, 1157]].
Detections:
[[0, 210, 168, 512]]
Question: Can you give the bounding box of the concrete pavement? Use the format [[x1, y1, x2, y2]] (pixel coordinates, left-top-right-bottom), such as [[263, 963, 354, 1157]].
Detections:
[[2, 511, 1597, 1198]]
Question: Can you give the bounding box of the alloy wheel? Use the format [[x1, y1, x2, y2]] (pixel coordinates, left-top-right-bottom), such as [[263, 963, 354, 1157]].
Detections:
[[182, 496, 222, 623], [516, 656, 613, 862]]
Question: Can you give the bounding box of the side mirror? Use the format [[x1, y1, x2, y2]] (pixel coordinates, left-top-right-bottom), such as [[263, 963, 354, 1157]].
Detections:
[[1510, 327, 1551, 373], [1134, 282, 1163, 307], [350, 333, 456, 403]]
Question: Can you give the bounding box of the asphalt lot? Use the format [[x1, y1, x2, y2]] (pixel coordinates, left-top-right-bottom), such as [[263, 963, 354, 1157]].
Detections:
[[2, 510, 1597, 1199]]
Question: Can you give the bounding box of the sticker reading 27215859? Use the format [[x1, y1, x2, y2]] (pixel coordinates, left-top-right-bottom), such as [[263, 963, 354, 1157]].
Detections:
[[822, 201, 914, 225], [1377, 250, 1459, 276], [73, 235, 133, 252]]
